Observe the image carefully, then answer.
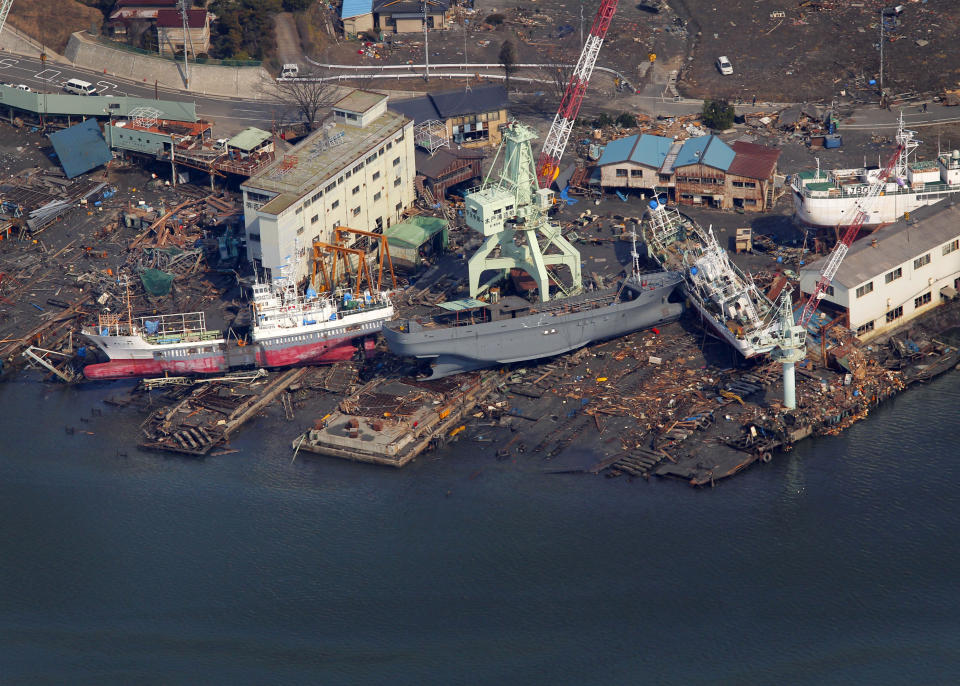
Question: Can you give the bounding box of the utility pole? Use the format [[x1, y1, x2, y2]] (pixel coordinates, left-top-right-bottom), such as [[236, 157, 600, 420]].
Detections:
[[879, 8, 884, 100], [179, 0, 191, 89], [423, 1, 430, 81]]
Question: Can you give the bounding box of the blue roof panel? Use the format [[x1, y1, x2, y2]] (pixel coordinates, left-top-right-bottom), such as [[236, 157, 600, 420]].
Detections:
[[341, 0, 373, 19], [48, 119, 112, 179], [629, 134, 674, 167], [674, 135, 734, 171], [596, 135, 637, 166]]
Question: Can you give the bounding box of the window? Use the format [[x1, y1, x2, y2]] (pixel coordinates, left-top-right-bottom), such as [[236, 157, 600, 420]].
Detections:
[[311, 191, 323, 202], [378, 148, 384, 157], [246, 191, 272, 204], [386, 142, 392, 151], [856, 321, 875, 336], [743, 181, 756, 188], [249, 233, 260, 242], [373, 191, 381, 202], [345, 170, 351, 179], [372, 171, 380, 181], [311, 214, 318, 224], [915, 292, 931, 308], [295, 206, 302, 215], [366, 154, 377, 165], [352, 206, 361, 216], [337, 176, 344, 185], [630, 169, 642, 177], [856, 282, 873, 298], [732, 181, 744, 188], [616, 169, 628, 178], [296, 226, 304, 235], [352, 185, 360, 195], [745, 199, 757, 206], [394, 177, 402, 187], [913, 253, 931, 269], [312, 235, 319, 244], [353, 163, 363, 174], [886, 305, 904, 323], [885, 267, 902, 283], [325, 182, 335, 193], [944, 239, 959, 256], [395, 202, 402, 212], [393, 156, 401, 166], [824, 285, 834, 296], [331, 200, 339, 209]]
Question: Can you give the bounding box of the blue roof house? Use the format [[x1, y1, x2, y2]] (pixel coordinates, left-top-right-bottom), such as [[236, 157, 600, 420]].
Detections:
[[597, 133, 677, 190], [672, 135, 736, 208]]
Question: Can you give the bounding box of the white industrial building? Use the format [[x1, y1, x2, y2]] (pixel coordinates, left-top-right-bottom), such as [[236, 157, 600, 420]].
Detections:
[[800, 201, 960, 341], [241, 90, 416, 283]]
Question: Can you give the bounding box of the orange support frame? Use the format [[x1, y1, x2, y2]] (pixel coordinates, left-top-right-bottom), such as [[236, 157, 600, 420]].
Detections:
[[332, 226, 397, 292]]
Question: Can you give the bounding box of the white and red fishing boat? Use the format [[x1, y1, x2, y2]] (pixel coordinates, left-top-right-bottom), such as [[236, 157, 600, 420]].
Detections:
[[81, 280, 393, 380]]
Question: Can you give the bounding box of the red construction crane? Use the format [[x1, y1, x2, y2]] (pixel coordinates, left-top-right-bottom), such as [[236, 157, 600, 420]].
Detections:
[[536, 0, 620, 188], [797, 142, 905, 328]]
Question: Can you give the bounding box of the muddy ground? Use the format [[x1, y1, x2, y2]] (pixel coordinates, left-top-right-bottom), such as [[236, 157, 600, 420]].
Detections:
[[304, 0, 959, 105]]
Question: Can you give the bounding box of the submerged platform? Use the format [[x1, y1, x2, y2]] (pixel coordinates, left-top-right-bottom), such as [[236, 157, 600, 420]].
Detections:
[[293, 370, 502, 467]]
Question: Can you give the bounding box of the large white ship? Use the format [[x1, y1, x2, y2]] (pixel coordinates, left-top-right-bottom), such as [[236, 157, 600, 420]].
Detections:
[[791, 115, 960, 228], [642, 201, 778, 358]]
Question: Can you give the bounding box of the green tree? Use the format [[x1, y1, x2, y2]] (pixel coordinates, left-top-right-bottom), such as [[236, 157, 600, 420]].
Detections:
[[499, 40, 517, 91], [615, 112, 637, 128], [700, 99, 735, 130], [282, 0, 313, 11]]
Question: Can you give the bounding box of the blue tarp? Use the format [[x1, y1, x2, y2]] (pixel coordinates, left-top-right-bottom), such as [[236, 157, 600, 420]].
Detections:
[[48, 119, 112, 179]]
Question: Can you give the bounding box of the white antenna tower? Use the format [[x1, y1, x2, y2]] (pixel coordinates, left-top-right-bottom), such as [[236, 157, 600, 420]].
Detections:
[[0, 0, 14, 36]]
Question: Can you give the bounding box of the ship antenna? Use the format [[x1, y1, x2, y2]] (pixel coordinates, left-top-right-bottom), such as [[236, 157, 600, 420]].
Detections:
[[630, 222, 641, 277], [124, 274, 133, 332]]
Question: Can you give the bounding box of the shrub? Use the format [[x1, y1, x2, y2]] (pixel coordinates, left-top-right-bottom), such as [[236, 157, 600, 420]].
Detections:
[[701, 99, 735, 130], [485, 13, 505, 26]]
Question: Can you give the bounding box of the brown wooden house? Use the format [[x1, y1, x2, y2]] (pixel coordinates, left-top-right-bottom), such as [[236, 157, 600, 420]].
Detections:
[[415, 147, 483, 201]]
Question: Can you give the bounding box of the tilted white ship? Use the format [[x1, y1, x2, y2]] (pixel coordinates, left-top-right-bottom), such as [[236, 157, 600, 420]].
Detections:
[[641, 201, 779, 358], [791, 114, 960, 228]]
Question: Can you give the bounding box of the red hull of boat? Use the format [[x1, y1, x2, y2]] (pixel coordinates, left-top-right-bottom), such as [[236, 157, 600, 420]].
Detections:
[[83, 337, 377, 380]]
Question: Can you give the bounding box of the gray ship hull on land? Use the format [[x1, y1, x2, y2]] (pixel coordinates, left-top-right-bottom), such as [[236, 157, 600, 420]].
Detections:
[[383, 272, 683, 378]]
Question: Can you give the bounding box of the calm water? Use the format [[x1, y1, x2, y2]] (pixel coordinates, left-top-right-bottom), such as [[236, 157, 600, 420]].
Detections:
[[1, 371, 958, 685]]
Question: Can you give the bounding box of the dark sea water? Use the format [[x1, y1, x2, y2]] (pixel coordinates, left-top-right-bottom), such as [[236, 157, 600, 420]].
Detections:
[[1, 371, 958, 685]]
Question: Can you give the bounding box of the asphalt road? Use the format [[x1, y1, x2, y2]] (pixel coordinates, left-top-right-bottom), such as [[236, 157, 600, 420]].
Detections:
[[2, 51, 959, 139], [0, 54, 285, 134]]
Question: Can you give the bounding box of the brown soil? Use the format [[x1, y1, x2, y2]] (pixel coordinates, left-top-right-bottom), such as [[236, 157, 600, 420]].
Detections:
[[8, 0, 103, 53], [672, 0, 960, 103]]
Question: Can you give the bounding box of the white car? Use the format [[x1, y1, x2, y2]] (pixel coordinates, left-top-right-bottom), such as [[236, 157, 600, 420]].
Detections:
[[280, 63, 299, 78], [716, 56, 733, 76], [14, 84, 32, 92]]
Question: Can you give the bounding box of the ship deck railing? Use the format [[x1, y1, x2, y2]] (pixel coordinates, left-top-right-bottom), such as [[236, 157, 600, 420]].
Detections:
[[797, 179, 960, 200]]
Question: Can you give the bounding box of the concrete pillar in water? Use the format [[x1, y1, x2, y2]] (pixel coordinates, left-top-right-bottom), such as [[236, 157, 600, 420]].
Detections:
[[783, 361, 796, 410]]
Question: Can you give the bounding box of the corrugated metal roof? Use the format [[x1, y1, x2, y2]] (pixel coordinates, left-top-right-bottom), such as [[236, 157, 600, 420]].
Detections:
[[385, 216, 448, 248], [674, 135, 734, 171], [155, 8, 206, 28], [596, 135, 636, 166], [596, 134, 674, 168], [341, 0, 373, 19], [437, 298, 488, 311], [228, 127, 272, 151], [48, 119, 112, 179], [727, 140, 780, 179], [801, 201, 960, 288]]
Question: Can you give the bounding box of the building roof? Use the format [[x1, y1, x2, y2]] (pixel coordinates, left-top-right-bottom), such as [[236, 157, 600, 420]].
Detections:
[[48, 119, 113, 179], [414, 147, 481, 179], [228, 127, 272, 152], [341, 0, 373, 19], [334, 90, 387, 114], [596, 133, 674, 168], [385, 216, 449, 249], [673, 135, 735, 171], [389, 85, 508, 124], [155, 8, 207, 28], [801, 201, 960, 288], [727, 140, 780, 180], [374, 0, 450, 13], [242, 109, 409, 200]]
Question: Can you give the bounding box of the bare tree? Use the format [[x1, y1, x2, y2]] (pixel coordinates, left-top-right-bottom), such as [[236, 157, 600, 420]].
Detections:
[[269, 65, 342, 132], [499, 40, 517, 91]]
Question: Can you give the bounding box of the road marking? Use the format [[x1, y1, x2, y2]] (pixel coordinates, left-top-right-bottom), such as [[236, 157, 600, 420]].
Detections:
[[96, 80, 117, 93], [34, 69, 61, 81], [0, 58, 18, 70]]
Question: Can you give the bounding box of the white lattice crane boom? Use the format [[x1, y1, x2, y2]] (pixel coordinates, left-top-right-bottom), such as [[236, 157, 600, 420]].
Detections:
[[536, 0, 619, 188], [0, 0, 16, 37]]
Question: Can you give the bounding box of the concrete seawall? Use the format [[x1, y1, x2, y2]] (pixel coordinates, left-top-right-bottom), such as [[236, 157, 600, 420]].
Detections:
[[63, 32, 271, 99]]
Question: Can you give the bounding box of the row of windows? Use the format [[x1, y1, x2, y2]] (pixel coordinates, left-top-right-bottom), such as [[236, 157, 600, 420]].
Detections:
[[856, 290, 936, 335], [731, 180, 757, 188], [856, 238, 960, 296]]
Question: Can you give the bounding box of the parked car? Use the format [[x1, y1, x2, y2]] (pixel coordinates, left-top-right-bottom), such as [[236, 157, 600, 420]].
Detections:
[[280, 63, 299, 78], [716, 56, 733, 76], [14, 84, 32, 92]]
